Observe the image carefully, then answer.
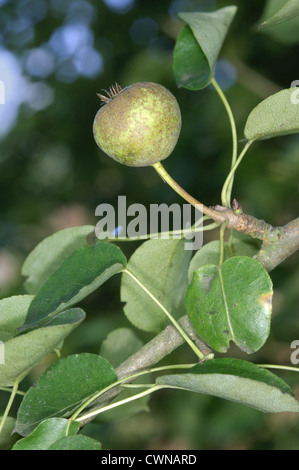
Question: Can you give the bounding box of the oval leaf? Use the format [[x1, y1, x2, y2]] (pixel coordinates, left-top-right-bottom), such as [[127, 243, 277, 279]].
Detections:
[[21, 242, 127, 331], [185, 256, 273, 353], [174, 6, 237, 90], [156, 358, 299, 413], [12, 418, 80, 450], [0, 308, 85, 387], [14, 353, 117, 436], [121, 238, 192, 333], [244, 88, 299, 141], [22, 225, 95, 294]]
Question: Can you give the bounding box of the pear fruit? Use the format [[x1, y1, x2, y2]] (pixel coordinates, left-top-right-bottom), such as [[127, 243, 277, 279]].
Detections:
[[93, 82, 181, 167]]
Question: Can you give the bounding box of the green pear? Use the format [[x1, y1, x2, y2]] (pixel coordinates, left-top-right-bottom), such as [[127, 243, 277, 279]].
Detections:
[[93, 82, 181, 167]]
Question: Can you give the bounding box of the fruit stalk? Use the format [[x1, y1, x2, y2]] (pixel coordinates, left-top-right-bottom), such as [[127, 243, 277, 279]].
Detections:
[[152, 162, 226, 223]]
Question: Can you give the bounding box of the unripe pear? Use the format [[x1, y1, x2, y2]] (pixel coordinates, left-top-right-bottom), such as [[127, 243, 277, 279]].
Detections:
[[93, 82, 182, 167]]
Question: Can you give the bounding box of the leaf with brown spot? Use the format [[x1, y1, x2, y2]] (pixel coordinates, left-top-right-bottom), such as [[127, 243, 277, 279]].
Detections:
[[185, 256, 273, 353]]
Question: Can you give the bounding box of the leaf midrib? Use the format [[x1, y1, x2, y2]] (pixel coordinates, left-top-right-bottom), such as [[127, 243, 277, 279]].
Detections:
[[218, 266, 234, 342]]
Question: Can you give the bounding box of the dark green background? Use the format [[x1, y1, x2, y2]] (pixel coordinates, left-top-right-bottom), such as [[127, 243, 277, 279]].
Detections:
[[0, 0, 298, 450]]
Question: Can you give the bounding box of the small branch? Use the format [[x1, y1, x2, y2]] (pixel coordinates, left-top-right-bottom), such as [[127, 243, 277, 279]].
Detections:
[[78, 315, 211, 427], [254, 217, 299, 272], [210, 204, 299, 272], [78, 211, 298, 428], [152, 160, 298, 272]]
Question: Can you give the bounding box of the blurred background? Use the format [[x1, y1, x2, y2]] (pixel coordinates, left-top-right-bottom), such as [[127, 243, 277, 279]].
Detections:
[[0, 0, 299, 450]]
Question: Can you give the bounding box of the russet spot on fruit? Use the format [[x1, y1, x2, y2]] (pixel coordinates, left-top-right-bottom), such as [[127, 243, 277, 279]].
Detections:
[[93, 82, 182, 167]]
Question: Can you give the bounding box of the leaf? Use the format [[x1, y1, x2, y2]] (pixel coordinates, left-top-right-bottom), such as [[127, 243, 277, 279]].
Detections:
[[244, 89, 299, 141], [12, 418, 80, 450], [21, 242, 127, 331], [156, 358, 299, 413], [121, 238, 192, 333], [100, 328, 143, 368], [173, 25, 210, 90], [173, 6, 237, 90], [0, 295, 33, 342], [188, 239, 259, 283], [22, 225, 95, 294], [257, 0, 299, 44], [185, 256, 273, 353], [14, 353, 117, 436], [0, 308, 85, 387], [259, 0, 299, 29], [48, 435, 101, 450]]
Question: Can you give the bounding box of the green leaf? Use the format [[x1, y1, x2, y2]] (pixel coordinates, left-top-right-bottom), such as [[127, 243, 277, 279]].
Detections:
[[121, 238, 192, 333], [100, 328, 143, 368], [156, 358, 299, 413], [22, 225, 95, 294], [173, 25, 210, 90], [173, 6, 237, 90], [0, 295, 33, 341], [185, 256, 273, 353], [14, 353, 117, 436], [259, 0, 299, 29], [257, 0, 299, 44], [48, 435, 101, 450], [12, 418, 80, 450], [0, 308, 85, 387], [188, 239, 259, 283], [245, 89, 299, 141], [21, 242, 127, 331]]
